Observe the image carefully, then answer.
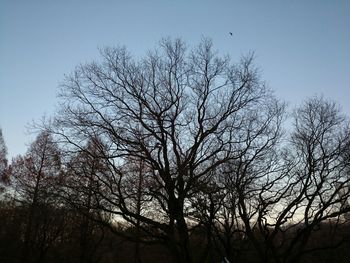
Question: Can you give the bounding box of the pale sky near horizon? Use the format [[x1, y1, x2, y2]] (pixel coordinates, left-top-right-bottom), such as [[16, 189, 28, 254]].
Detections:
[[1, 0, 350, 159]]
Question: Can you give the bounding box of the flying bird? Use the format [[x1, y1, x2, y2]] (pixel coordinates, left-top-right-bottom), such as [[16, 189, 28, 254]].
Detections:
[[229, 32, 233, 36]]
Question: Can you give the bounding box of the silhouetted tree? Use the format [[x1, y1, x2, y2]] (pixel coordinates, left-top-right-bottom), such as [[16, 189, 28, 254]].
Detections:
[[51, 38, 284, 263], [2, 39, 350, 263], [61, 137, 109, 263], [11, 131, 63, 263], [232, 97, 350, 263], [0, 128, 8, 184]]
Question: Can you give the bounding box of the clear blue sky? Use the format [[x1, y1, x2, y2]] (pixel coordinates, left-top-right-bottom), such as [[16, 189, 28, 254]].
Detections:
[[1, 0, 349, 159]]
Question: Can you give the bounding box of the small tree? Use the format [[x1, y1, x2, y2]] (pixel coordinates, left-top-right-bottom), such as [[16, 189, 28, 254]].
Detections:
[[238, 97, 350, 263], [61, 137, 109, 263], [11, 131, 62, 263], [0, 128, 8, 184]]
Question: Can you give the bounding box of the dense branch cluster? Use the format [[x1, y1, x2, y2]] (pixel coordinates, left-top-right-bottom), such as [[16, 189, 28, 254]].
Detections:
[[1, 39, 349, 263]]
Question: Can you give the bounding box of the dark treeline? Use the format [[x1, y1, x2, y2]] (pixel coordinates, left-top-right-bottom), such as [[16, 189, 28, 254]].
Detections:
[[1, 39, 350, 263]]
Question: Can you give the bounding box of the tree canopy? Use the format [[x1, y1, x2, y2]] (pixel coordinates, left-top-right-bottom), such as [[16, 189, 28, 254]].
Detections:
[[1, 39, 349, 263]]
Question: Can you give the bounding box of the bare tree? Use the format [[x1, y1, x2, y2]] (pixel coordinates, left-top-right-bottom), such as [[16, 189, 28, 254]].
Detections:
[[51, 38, 283, 263], [282, 97, 350, 262], [10, 131, 62, 263], [61, 137, 109, 263], [217, 100, 285, 263], [234, 97, 350, 263], [0, 128, 8, 183]]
